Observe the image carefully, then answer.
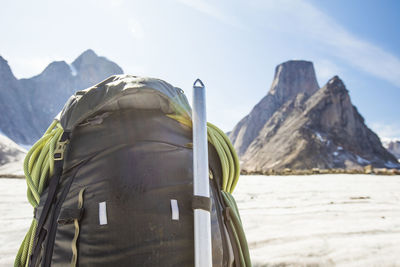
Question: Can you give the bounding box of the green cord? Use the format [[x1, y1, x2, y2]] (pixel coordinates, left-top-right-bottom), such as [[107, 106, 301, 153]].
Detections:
[[15, 120, 64, 267], [166, 115, 240, 193], [167, 114, 251, 266], [222, 191, 251, 267]]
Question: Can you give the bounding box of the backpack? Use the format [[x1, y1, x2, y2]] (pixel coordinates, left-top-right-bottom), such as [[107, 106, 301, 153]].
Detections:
[[15, 75, 251, 267]]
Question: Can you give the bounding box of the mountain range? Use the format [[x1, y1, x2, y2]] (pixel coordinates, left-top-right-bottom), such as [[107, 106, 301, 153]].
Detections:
[[229, 60, 399, 172], [0, 51, 398, 173], [0, 49, 123, 144], [384, 140, 400, 160]]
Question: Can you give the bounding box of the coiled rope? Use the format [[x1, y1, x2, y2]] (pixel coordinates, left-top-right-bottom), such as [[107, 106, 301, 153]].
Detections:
[[167, 115, 240, 193], [168, 114, 251, 267], [15, 120, 63, 267]]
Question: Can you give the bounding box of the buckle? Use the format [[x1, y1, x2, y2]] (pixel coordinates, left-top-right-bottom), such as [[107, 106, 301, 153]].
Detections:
[[54, 140, 69, 161]]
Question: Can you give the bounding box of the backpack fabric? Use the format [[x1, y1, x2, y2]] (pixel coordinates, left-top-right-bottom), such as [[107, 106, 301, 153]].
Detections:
[[15, 75, 251, 267]]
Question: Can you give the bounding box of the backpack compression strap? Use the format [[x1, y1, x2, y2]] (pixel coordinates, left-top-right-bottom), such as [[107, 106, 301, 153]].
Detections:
[[29, 131, 70, 267]]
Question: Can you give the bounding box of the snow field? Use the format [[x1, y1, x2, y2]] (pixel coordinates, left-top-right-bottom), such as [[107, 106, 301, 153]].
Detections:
[[1, 174, 400, 266], [234, 175, 400, 266]]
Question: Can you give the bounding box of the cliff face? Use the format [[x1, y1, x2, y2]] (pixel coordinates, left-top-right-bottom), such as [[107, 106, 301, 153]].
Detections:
[[0, 50, 123, 144], [0, 56, 39, 144], [229, 60, 319, 156], [230, 61, 399, 171]]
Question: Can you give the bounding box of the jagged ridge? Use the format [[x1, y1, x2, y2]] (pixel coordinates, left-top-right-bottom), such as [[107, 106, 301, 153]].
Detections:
[[229, 60, 319, 156], [0, 50, 123, 144], [230, 61, 399, 171]]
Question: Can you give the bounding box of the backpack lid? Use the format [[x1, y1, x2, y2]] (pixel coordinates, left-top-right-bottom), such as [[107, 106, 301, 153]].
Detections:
[[57, 75, 192, 132]]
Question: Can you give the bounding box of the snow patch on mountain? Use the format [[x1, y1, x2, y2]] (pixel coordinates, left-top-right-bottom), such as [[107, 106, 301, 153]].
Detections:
[[356, 155, 370, 165], [69, 63, 78, 76]]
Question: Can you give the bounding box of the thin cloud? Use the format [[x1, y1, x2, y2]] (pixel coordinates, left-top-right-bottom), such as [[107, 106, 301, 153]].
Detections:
[[176, 0, 400, 87], [256, 0, 400, 88], [176, 0, 243, 29], [89, 0, 124, 8], [370, 122, 400, 140]]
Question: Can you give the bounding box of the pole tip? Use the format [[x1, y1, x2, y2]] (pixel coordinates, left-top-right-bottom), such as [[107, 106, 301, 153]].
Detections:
[[193, 79, 204, 88]]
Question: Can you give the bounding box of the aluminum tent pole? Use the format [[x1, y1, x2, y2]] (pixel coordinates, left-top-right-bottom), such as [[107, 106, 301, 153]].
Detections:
[[192, 79, 213, 267]]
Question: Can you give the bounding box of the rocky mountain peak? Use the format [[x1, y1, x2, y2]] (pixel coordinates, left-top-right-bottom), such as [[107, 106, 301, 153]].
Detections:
[[306, 75, 356, 130], [72, 49, 98, 70], [37, 61, 71, 80], [324, 75, 348, 93], [0, 56, 17, 82], [229, 60, 320, 156], [71, 49, 123, 89], [270, 60, 319, 102], [328, 75, 341, 84], [231, 60, 399, 172], [0, 50, 124, 145]]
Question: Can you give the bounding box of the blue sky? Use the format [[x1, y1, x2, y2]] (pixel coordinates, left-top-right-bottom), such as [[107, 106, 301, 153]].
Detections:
[[1, 0, 399, 139]]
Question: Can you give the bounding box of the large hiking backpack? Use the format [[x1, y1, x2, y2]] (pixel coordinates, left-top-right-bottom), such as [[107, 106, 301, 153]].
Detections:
[[15, 75, 251, 267]]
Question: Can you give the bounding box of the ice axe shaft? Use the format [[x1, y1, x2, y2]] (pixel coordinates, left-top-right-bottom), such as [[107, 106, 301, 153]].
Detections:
[[192, 79, 212, 267]]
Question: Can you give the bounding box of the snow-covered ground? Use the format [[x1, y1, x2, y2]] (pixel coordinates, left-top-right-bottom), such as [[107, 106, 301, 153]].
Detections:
[[1, 175, 400, 266], [0, 179, 32, 266], [234, 175, 400, 266]]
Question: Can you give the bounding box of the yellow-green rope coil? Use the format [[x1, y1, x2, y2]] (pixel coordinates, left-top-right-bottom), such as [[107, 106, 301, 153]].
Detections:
[[15, 120, 64, 267], [168, 114, 251, 267]]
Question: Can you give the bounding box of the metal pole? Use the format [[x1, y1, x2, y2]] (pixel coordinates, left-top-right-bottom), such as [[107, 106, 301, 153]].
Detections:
[[192, 79, 212, 267]]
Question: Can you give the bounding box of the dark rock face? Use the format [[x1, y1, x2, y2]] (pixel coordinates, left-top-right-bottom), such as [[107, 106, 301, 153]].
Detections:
[[230, 61, 399, 171], [0, 56, 39, 144], [0, 50, 123, 144]]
